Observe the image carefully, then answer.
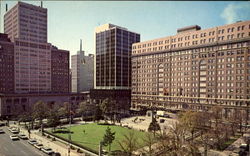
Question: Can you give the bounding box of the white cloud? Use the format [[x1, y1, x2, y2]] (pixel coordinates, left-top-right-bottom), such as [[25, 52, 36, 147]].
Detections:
[[221, 3, 250, 24]]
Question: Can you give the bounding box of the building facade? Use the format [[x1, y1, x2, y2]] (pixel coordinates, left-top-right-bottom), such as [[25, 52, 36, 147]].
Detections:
[[4, 1, 47, 43], [0, 33, 14, 94], [91, 24, 140, 113], [4, 2, 69, 93], [71, 40, 94, 92], [0, 92, 90, 118], [51, 46, 70, 93], [94, 24, 140, 89], [131, 21, 250, 114]]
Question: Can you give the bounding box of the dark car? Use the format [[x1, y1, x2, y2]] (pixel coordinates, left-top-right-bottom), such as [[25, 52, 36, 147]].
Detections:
[[163, 114, 171, 118], [160, 119, 165, 123], [240, 144, 249, 151], [52, 152, 61, 156]]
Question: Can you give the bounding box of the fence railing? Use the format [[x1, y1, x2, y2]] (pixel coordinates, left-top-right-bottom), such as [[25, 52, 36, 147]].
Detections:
[[44, 130, 98, 156]]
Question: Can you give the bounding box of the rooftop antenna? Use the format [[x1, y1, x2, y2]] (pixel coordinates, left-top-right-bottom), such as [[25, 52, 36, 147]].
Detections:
[[80, 39, 82, 52], [0, 1, 1, 33], [41, 1, 43, 8], [6, 4, 8, 12]]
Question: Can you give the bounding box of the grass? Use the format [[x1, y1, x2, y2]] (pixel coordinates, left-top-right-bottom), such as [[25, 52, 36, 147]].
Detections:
[[51, 123, 148, 152]]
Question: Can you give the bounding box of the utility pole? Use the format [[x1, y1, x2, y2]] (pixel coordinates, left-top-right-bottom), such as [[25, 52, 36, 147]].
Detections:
[[68, 102, 72, 156], [99, 141, 103, 156]]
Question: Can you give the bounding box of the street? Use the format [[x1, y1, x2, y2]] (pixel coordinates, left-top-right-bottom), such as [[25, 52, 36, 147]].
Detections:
[[0, 126, 46, 156]]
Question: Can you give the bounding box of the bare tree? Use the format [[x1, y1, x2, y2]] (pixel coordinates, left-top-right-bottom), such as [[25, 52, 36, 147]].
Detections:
[[117, 131, 138, 156], [141, 133, 156, 156], [32, 101, 48, 129], [157, 121, 200, 156]]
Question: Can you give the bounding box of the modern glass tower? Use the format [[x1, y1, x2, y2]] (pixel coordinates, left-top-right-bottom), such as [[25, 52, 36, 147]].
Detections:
[[94, 24, 140, 90]]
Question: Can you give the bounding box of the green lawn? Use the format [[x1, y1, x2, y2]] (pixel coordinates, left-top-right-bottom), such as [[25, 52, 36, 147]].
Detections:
[[50, 123, 148, 152]]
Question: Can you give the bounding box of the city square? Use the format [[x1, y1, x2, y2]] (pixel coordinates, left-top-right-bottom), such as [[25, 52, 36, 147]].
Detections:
[[0, 1, 249, 156]]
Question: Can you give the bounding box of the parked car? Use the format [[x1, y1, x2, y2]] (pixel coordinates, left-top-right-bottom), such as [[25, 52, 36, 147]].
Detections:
[[28, 139, 38, 145], [18, 134, 28, 140], [8, 127, 15, 131], [240, 143, 249, 151], [10, 135, 19, 140], [52, 152, 61, 156], [10, 127, 19, 134], [0, 122, 6, 127], [163, 114, 171, 118], [41, 147, 54, 155], [160, 119, 165, 123], [0, 129, 5, 134], [34, 143, 43, 150]]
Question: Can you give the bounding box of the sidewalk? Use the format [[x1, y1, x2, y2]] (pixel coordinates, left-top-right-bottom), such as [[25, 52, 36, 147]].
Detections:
[[199, 147, 228, 156], [223, 132, 250, 156], [16, 124, 84, 156]]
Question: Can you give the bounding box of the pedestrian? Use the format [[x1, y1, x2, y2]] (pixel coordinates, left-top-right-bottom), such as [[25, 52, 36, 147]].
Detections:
[[83, 129, 85, 134]]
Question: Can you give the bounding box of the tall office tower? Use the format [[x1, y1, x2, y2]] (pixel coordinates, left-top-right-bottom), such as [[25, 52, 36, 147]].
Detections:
[[4, 2, 52, 93], [71, 40, 94, 92], [94, 24, 140, 89], [0, 33, 14, 94], [91, 24, 140, 112], [131, 20, 250, 114], [4, 2, 47, 43], [51, 46, 70, 93]]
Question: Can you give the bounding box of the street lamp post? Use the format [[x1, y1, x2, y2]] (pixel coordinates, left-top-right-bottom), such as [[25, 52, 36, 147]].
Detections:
[[99, 141, 103, 156], [68, 102, 72, 156]]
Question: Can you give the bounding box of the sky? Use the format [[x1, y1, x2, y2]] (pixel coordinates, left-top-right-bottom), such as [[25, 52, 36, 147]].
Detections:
[[0, 1, 250, 62]]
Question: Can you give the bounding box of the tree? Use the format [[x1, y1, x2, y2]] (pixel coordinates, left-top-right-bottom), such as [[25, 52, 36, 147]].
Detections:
[[118, 131, 138, 156], [94, 104, 102, 122], [179, 111, 211, 142], [77, 101, 88, 121], [47, 107, 60, 132], [148, 117, 161, 136], [141, 133, 156, 156], [100, 98, 116, 123], [32, 101, 48, 129], [58, 102, 73, 123], [102, 126, 115, 155], [18, 112, 31, 128], [210, 106, 228, 150], [157, 122, 200, 156]]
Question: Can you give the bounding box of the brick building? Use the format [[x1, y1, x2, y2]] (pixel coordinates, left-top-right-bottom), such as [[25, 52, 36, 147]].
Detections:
[[131, 21, 250, 116], [0, 33, 14, 94], [4, 1, 69, 93], [51, 46, 70, 93]]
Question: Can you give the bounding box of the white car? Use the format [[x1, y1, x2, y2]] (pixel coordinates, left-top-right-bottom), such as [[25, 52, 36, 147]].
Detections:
[[8, 127, 15, 131], [41, 147, 54, 155], [18, 134, 28, 140], [28, 139, 38, 145], [34, 143, 43, 150], [10, 128, 19, 134], [0, 129, 4, 134], [10, 135, 19, 140]]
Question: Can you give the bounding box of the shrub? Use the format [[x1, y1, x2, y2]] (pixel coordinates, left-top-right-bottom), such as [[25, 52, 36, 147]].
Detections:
[[77, 149, 83, 153], [70, 145, 75, 150]]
